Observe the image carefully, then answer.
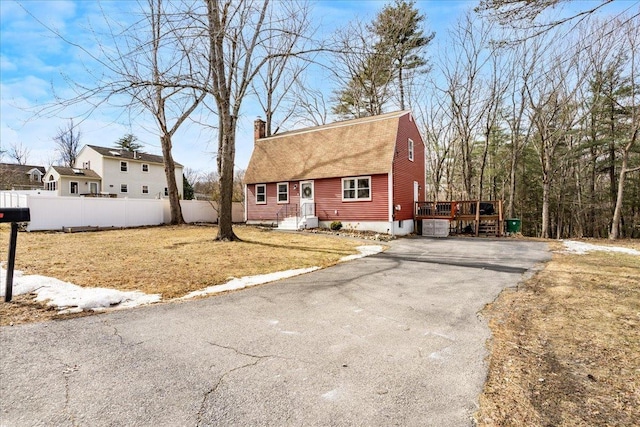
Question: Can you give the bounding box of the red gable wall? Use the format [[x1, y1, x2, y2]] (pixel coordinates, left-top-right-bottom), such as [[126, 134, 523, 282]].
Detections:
[[392, 113, 425, 221]]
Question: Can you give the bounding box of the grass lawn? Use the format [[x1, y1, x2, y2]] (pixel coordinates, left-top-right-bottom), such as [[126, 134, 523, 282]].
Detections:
[[477, 239, 640, 426], [0, 224, 375, 325]]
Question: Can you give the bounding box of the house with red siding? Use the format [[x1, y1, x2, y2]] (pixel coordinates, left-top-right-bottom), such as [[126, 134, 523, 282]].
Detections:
[[244, 111, 426, 235]]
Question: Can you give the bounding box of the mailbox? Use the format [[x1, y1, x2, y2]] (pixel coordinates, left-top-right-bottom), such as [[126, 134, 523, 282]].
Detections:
[[0, 208, 30, 223], [1, 207, 31, 302]]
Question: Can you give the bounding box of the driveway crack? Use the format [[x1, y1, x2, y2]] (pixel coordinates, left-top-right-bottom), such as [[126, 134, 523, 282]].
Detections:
[[62, 363, 80, 427], [195, 356, 266, 426]]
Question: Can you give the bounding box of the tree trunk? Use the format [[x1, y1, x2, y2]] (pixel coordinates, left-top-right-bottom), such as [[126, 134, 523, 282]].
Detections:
[[609, 151, 628, 239], [541, 175, 551, 238], [216, 112, 239, 241], [161, 135, 185, 225], [610, 129, 639, 239]]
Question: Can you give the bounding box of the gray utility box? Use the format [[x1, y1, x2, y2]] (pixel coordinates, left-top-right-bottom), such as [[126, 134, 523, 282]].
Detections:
[[422, 219, 449, 237]]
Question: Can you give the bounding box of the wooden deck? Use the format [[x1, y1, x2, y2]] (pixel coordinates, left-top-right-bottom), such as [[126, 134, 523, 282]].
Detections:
[[414, 200, 504, 237]]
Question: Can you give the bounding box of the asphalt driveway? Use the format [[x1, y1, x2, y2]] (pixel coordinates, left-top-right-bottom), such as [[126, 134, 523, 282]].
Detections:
[[0, 237, 550, 426]]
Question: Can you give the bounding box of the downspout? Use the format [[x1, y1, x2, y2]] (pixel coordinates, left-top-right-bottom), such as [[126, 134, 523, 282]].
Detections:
[[243, 184, 248, 223], [389, 143, 396, 238]]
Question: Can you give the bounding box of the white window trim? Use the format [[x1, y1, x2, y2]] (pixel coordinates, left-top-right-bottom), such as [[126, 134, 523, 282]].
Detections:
[[120, 161, 128, 172], [70, 181, 79, 194], [142, 185, 149, 194], [277, 182, 289, 204], [141, 163, 149, 173], [120, 184, 128, 193], [342, 176, 372, 202], [255, 184, 267, 204], [408, 138, 414, 162]]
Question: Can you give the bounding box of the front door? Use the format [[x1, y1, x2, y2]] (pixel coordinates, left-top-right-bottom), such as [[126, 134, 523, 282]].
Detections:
[[300, 181, 314, 216]]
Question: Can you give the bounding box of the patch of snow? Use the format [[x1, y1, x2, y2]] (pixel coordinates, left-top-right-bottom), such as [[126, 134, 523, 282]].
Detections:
[[180, 267, 320, 300], [0, 268, 161, 313], [562, 240, 640, 256], [340, 245, 384, 262], [0, 244, 385, 314], [321, 388, 341, 401]]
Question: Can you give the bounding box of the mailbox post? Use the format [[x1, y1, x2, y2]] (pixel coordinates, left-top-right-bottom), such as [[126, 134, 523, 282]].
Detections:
[[1, 208, 31, 302]]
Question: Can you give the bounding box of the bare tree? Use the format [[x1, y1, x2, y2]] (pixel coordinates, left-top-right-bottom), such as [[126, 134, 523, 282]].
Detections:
[[93, 0, 208, 224], [292, 80, 331, 127], [503, 35, 539, 219], [199, 0, 312, 241], [7, 142, 31, 165], [439, 12, 497, 199], [476, 0, 616, 35], [53, 119, 81, 167], [610, 15, 640, 239], [251, 2, 313, 136]]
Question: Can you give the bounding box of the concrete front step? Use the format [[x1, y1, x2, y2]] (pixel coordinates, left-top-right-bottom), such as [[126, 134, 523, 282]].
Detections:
[[278, 216, 318, 230]]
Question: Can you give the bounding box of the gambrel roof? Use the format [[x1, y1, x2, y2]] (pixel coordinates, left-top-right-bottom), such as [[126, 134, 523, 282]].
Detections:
[[245, 111, 411, 184]]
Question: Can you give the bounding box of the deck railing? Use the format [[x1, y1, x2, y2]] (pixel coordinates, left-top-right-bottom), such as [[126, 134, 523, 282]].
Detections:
[[415, 200, 503, 236], [415, 200, 501, 219]]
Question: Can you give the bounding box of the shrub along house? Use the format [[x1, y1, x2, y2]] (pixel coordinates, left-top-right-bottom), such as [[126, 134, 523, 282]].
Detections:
[[244, 110, 425, 235]]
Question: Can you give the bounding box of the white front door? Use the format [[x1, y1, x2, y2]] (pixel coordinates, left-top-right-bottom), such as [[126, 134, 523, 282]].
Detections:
[[300, 181, 314, 216]]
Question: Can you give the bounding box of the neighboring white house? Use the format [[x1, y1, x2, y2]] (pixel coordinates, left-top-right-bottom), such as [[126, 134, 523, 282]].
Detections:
[[43, 166, 102, 196], [43, 145, 183, 199]]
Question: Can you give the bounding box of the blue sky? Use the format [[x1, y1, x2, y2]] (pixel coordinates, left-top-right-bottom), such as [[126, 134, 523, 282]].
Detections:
[[0, 0, 634, 174]]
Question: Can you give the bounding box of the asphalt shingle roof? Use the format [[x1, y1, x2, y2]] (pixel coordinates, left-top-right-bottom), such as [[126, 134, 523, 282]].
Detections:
[[245, 111, 408, 184], [50, 166, 102, 179], [86, 145, 180, 167]]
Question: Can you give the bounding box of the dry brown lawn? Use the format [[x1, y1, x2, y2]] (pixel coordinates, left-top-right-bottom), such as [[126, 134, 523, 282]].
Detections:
[[477, 239, 640, 426], [0, 224, 374, 325]]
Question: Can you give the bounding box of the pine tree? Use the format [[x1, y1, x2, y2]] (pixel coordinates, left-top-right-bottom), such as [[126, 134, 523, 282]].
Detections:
[[369, 0, 434, 110]]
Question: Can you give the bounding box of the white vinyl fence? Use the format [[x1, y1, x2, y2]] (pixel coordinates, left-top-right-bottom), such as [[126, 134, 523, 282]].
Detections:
[[0, 191, 244, 231]]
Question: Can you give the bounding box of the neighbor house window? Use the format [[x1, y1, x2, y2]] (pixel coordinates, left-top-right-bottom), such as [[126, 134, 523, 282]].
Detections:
[[142, 185, 149, 194], [142, 163, 149, 172], [408, 138, 414, 161], [121, 161, 128, 172], [121, 184, 128, 193], [255, 184, 266, 204], [277, 182, 289, 203], [342, 176, 371, 201], [70, 182, 79, 194], [164, 187, 169, 196]]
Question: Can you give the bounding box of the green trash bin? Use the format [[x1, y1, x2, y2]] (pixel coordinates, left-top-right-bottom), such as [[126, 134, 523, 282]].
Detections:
[[506, 218, 521, 233]]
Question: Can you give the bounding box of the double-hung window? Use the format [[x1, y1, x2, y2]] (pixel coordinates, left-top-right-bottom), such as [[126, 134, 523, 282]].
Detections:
[[277, 183, 289, 203], [342, 176, 371, 201], [408, 138, 414, 161], [255, 184, 266, 204], [121, 161, 128, 172]]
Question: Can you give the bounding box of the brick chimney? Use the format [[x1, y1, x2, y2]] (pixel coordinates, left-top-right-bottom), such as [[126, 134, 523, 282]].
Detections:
[[254, 118, 266, 141]]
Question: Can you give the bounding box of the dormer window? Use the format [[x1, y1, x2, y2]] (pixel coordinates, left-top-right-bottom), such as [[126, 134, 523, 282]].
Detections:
[[28, 168, 43, 182]]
